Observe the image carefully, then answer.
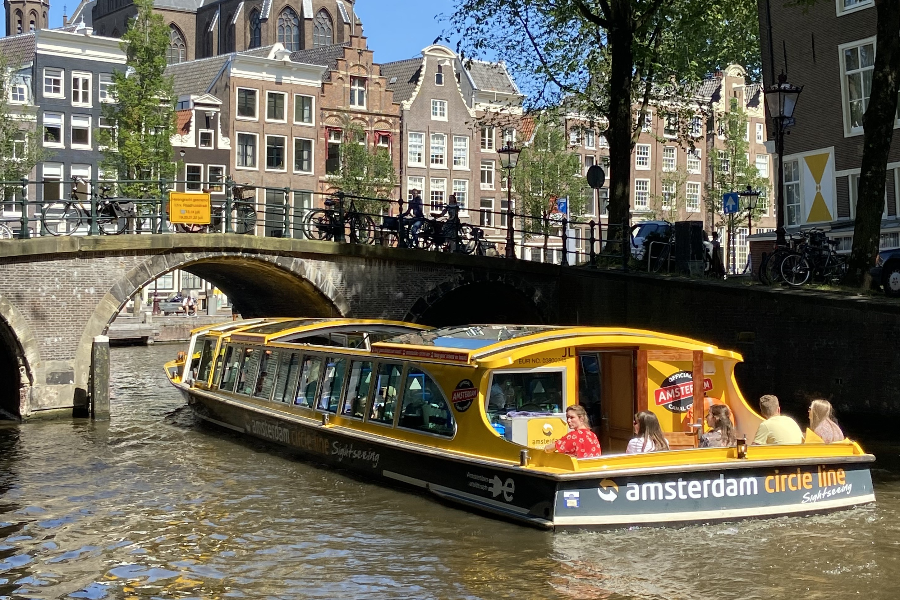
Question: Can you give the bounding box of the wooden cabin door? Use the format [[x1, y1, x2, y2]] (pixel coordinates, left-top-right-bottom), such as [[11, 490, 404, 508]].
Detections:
[[577, 350, 636, 453]]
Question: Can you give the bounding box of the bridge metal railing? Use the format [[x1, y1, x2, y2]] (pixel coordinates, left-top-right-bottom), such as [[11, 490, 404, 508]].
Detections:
[[0, 177, 633, 269]]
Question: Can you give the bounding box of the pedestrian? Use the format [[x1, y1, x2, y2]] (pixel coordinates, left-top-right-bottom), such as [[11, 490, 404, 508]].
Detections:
[[752, 395, 803, 445], [710, 231, 725, 278]]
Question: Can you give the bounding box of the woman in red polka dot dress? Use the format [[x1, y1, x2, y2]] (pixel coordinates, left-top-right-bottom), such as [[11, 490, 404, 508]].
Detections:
[[545, 405, 602, 458]]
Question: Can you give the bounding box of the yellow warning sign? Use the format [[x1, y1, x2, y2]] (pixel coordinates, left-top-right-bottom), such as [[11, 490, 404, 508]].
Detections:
[[169, 192, 211, 224]]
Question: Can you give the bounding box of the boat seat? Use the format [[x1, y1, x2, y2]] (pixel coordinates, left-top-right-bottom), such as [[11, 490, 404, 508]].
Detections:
[[665, 431, 697, 450]]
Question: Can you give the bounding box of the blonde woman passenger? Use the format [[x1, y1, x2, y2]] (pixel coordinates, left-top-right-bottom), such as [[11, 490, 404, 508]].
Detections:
[[626, 411, 669, 454], [809, 399, 844, 443]]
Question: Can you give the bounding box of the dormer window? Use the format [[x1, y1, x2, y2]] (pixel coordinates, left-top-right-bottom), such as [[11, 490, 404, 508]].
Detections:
[[435, 64, 444, 86]]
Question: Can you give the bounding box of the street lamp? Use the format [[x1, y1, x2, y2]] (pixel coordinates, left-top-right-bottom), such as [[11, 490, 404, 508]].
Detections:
[[764, 72, 803, 246], [738, 185, 761, 274], [498, 141, 521, 259]]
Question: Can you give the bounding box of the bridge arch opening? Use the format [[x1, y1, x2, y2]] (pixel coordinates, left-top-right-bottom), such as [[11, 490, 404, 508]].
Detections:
[[413, 282, 544, 327], [0, 319, 27, 419]]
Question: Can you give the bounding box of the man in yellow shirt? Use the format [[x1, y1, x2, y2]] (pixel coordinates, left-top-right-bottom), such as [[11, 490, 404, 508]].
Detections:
[[753, 395, 803, 445]]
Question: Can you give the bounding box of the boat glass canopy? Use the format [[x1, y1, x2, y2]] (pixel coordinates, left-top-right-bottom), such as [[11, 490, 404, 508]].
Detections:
[[385, 325, 563, 350]]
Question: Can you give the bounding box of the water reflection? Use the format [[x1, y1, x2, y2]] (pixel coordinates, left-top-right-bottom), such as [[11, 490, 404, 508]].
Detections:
[[0, 345, 895, 598]]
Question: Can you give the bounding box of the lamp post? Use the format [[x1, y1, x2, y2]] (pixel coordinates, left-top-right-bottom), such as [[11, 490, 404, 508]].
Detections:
[[764, 72, 803, 246], [738, 185, 761, 274], [498, 141, 521, 259]]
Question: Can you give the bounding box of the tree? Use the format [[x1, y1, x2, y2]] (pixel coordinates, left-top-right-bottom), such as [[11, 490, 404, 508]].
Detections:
[[0, 51, 45, 207], [513, 114, 584, 240], [448, 0, 761, 245], [327, 117, 398, 215], [706, 98, 769, 272], [97, 0, 177, 196]]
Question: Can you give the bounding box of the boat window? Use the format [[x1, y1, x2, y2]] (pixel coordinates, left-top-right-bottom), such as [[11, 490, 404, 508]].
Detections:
[[196, 337, 216, 383], [219, 345, 241, 392], [370, 363, 403, 425], [235, 347, 262, 395], [342, 360, 373, 418], [295, 355, 323, 407], [399, 367, 454, 436], [212, 342, 229, 388], [317, 356, 347, 413], [273, 352, 301, 403], [486, 370, 564, 417], [252, 349, 279, 400]]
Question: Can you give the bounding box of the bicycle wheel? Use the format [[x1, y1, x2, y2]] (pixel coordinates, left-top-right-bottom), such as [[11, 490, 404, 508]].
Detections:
[[780, 253, 811, 286], [348, 215, 376, 245], [98, 208, 127, 235], [652, 245, 671, 273], [42, 202, 86, 236], [303, 210, 333, 241], [411, 220, 434, 249], [0, 223, 12, 239], [762, 249, 789, 285], [234, 202, 257, 234]]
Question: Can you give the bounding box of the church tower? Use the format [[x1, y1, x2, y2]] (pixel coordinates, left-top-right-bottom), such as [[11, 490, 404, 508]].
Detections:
[[4, 0, 51, 36]]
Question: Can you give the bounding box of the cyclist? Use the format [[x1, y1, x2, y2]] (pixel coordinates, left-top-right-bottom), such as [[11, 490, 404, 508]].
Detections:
[[438, 194, 462, 251], [402, 188, 425, 246]]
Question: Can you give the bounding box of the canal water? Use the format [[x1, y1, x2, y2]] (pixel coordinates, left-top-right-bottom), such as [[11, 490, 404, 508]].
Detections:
[[0, 345, 898, 600]]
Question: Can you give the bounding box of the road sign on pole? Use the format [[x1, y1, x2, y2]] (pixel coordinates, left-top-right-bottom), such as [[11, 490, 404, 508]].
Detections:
[[723, 192, 740, 215]]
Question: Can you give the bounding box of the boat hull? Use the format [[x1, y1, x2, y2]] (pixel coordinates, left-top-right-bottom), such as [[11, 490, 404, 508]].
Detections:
[[182, 387, 875, 529]]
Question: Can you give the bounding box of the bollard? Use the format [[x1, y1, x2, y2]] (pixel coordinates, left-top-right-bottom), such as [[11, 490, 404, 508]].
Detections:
[[158, 178, 170, 233], [89, 177, 100, 236], [561, 218, 569, 266], [588, 220, 596, 267], [224, 178, 235, 233], [622, 217, 630, 272], [283, 187, 292, 239], [519, 449, 530, 467], [19, 178, 30, 239], [90, 335, 110, 420]]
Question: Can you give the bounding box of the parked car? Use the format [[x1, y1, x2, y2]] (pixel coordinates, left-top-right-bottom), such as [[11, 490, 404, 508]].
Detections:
[[630, 220, 672, 259], [870, 248, 900, 297]]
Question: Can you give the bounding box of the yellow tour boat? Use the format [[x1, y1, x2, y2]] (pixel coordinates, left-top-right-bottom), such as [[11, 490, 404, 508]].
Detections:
[[165, 319, 875, 529]]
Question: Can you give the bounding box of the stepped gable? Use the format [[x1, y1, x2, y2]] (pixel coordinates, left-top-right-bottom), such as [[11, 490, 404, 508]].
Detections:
[[289, 41, 350, 81], [379, 57, 422, 104]]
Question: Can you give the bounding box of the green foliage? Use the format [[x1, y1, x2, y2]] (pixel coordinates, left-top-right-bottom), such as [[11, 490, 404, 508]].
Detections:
[[0, 51, 46, 201], [97, 0, 176, 196], [328, 117, 398, 214], [513, 114, 583, 234]]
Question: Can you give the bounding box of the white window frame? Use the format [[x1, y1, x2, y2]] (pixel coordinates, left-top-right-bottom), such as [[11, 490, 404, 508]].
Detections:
[[9, 82, 28, 104], [641, 109, 653, 132], [236, 87, 259, 121], [452, 135, 469, 168], [99, 73, 114, 103], [755, 122, 764, 143], [480, 126, 494, 151], [185, 163, 203, 191], [294, 94, 315, 125], [690, 116, 702, 137], [236, 132, 258, 170], [584, 129, 595, 149], [408, 132, 425, 166], [350, 76, 367, 109], [430, 133, 446, 167], [265, 91, 287, 123], [784, 159, 802, 226], [480, 197, 494, 227], [208, 165, 226, 193], [838, 36, 876, 137], [199, 129, 214, 149], [43, 68, 63, 98], [429, 177, 446, 213], [687, 148, 702, 174], [686, 182, 701, 212], [661, 182, 676, 208], [407, 176, 424, 200], [70, 114, 92, 149], [664, 114, 678, 138], [755, 154, 769, 177], [452, 179, 469, 214], [293, 137, 314, 174], [480, 160, 495, 190], [662, 146, 676, 172], [43, 112, 64, 148], [71, 71, 91, 107], [634, 179, 650, 210], [635, 144, 651, 170], [431, 99, 447, 121], [837, 0, 874, 17], [265, 134, 287, 171]]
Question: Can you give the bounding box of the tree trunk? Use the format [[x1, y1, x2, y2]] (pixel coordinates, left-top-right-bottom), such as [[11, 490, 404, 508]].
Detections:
[[605, 4, 635, 250], [845, 0, 900, 286]]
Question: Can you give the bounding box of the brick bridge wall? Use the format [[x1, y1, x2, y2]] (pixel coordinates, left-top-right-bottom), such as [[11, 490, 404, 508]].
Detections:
[[0, 236, 559, 417]]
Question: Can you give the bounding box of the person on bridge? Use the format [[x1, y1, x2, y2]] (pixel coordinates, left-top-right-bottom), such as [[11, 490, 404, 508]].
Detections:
[[438, 194, 461, 251], [753, 395, 803, 445], [403, 189, 425, 245]]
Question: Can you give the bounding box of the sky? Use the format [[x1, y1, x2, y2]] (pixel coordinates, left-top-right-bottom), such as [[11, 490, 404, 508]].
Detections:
[[1, 0, 459, 64]]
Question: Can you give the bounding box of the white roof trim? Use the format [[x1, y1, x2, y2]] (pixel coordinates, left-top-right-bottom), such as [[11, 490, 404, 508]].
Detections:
[[336, 0, 350, 23], [231, 1, 243, 25], [260, 0, 272, 20], [207, 7, 219, 33]]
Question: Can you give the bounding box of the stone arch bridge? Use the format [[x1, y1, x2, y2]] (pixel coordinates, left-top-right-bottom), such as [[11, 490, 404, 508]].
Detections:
[[0, 235, 565, 418]]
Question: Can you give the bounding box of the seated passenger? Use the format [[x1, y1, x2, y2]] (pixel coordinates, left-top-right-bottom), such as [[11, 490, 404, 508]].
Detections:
[[487, 382, 506, 411], [808, 399, 844, 444], [700, 404, 736, 448], [753, 394, 803, 445], [626, 411, 670, 453], [544, 405, 601, 458]]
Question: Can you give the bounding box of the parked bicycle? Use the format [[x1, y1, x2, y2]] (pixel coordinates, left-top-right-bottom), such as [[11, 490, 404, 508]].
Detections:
[[40, 177, 137, 236], [0, 221, 13, 239], [171, 184, 257, 234], [779, 229, 847, 286], [303, 196, 375, 243], [758, 232, 801, 285]]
